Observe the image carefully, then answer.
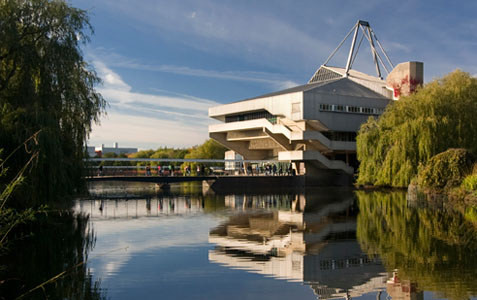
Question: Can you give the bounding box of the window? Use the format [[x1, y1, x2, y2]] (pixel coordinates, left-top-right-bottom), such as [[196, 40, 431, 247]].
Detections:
[[319, 103, 332, 111], [319, 103, 384, 115], [322, 131, 357, 142], [225, 110, 277, 124]]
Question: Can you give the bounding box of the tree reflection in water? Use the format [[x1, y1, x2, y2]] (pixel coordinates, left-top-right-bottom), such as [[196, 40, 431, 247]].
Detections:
[[0, 211, 106, 299], [356, 190, 477, 300]]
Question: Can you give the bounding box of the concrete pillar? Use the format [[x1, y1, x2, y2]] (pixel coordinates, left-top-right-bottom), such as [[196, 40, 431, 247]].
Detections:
[[386, 61, 423, 99]]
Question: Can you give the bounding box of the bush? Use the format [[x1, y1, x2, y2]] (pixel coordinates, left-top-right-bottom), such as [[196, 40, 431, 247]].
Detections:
[[417, 148, 475, 189], [462, 174, 477, 191], [357, 70, 477, 187]]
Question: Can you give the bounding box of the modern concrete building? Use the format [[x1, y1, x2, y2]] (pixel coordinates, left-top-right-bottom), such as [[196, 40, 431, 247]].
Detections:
[[86, 146, 96, 158], [209, 20, 423, 185], [94, 142, 138, 157], [208, 189, 389, 299]]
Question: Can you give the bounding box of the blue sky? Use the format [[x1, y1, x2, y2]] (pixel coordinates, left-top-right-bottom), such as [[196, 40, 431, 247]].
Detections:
[[70, 0, 477, 150]]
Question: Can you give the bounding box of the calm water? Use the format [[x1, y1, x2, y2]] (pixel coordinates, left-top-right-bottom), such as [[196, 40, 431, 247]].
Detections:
[[2, 182, 477, 299]]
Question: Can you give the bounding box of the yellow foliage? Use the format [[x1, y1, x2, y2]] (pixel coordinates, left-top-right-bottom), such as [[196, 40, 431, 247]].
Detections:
[[357, 70, 477, 187]]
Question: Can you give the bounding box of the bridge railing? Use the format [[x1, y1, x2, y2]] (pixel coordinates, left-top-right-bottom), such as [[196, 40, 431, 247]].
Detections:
[[84, 158, 295, 177], [87, 166, 205, 177]]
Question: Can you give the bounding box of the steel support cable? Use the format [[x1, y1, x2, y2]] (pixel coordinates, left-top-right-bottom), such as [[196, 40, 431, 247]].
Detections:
[[374, 46, 391, 74], [359, 26, 390, 75], [367, 26, 381, 78], [322, 23, 357, 66], [350, 32, 365, 68], [370, 28, 394, 69]]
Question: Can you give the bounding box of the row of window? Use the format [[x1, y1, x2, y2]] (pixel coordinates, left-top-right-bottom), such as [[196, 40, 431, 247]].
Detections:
[[319, 103, 384, 115], [225, 110, 277, 124], [322, 131, 357, 142], [319, 255, 379, 270]]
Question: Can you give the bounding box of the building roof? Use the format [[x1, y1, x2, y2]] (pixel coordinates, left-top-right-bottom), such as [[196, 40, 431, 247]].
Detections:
[[235, 77, 388, 105], [309, 65, 386, 85], [231, 65, 390, 104], [237, 79, 338, 102], [307, 76, 388, 99]]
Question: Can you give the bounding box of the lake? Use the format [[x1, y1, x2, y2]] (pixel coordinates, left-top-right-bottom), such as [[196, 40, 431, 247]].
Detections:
[[2, 181, 476, 299]]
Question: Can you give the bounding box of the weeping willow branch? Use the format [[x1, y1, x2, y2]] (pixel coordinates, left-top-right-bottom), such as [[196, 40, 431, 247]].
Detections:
[[357, 70, 477, 187], [0, 130, 41, 210], [14, 246, 128, 300]]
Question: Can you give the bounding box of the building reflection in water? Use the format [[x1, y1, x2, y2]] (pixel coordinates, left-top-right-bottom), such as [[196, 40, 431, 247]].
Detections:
[[75, 184, 430, 300], [386, 272, 423, 300], [208, 188, 391, 299], [74, 196, 202, 219]]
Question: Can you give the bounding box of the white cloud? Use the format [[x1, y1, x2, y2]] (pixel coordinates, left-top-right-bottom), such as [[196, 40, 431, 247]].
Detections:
[[277, 80, 301, 90], [93, 60, 131, 92], [98, 88, 216, 113], [87, 216, 215, 280], [89, 48, 300, 91], [382, 41, 411, 54], [94, 0, 333, 69], [89, 112, 213, 149], [88, 60, 221, 149]]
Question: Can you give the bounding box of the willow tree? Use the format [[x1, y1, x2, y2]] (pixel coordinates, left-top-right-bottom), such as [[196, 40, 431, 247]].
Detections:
[[356, 191, 477, 299], [356, 70, 477, 187], [0, 0, 106, 206]]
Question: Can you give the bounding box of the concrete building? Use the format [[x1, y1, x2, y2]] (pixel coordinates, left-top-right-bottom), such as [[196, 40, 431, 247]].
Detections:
[[209, 20, 423, 185], [94, 142, 138, 157], [86, 146, 96, 158], [208, 189, 389, 299]]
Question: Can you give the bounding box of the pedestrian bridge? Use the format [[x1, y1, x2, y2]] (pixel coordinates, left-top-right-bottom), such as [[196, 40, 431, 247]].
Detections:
[[85, 157, 288, 178], [84, 158, 351, 188], [88, 175, 219, 184]]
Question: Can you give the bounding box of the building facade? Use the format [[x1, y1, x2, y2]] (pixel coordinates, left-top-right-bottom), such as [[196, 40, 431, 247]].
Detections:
[[90, 142, 138, 157], [208, 21, 422, 184]]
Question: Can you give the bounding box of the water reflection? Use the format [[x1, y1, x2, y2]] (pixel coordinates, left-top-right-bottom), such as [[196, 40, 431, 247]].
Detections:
[[208, 188, 389, 299], [356, 191, 477, 300], [66, 182, 477, 300], [0, 212, 106, 299], [76, 197, 203, 218]]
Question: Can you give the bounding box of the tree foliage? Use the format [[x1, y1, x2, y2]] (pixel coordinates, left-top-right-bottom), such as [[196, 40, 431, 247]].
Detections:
[[184, 139, 227, 160], [0, 0, 106, 206], [131, 147, 188, 167], [357, 70, 477, 187], [356, 191, 477, 299], [182, 139, 227, 173], [0, 211, 106, 299], [417, 148, 475, 189]]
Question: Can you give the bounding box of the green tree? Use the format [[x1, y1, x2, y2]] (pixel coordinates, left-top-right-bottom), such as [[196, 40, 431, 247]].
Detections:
[[185, 139, 227, 159], [1, 212, 106, 299], [416, 148, 475, 189], [356, 190, 477, 299], [356, 70, 477, 187], [150, 147, 188, 167], [0, 0, 106, 206], [182, 139, 227, 174]]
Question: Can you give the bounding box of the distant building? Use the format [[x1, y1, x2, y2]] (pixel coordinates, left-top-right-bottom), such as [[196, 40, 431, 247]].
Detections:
[[93, 142, 138, 157], [86, 146, 96, 158], [208, 20, 423, 185]]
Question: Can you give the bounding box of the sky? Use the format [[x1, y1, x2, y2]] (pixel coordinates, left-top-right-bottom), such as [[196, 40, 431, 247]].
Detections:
[[69, 0, 477, 150]]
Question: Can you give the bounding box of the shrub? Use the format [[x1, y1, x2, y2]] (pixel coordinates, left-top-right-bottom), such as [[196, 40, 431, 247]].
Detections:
[[357, 70, 477, 187], [462, 174, 477, 191], [417, 148, 475, 189]]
